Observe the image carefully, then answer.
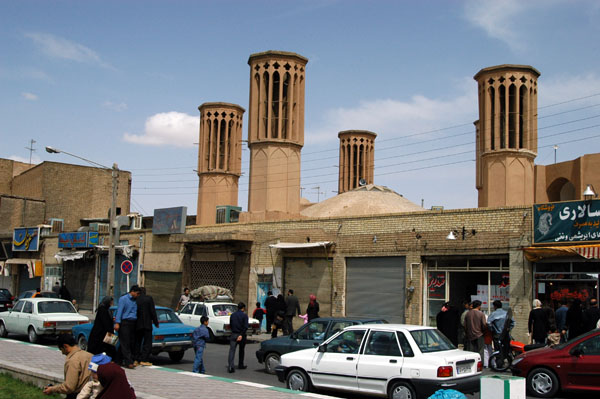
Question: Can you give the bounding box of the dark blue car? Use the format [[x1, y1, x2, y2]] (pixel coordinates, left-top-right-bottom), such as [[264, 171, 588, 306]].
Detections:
[[72, 306, 195, 362]]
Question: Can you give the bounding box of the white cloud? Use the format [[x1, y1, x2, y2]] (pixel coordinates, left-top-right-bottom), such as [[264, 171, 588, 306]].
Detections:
[[102, 101, 128, 112], [539, 73, 600, 108], [21, 92, 38, 101], [123, 112, 198, 148], [24, 32, 113, 69], [0, 67, 53, 82], [8, 154, 41, 164]]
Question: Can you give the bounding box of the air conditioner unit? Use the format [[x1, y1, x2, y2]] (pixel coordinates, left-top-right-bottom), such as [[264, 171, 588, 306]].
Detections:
[[49, 218, 64, 233], [89, 222, 110, 233], [39, 225, 52, 237], [129, 213, 143, 230], [216, 205, 241, 224]]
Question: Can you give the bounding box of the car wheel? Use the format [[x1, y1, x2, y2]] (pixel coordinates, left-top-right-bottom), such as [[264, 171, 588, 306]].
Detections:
[[264, 352, 281, 374], [0, 322, 7, 338], [286, 369, 311, 392], [527, 367, 559, 398], [168, 350, 185, 362], [388, 381, 416, 399], [28, 327, 39, 343], [78, 335, 88, 351], [489, 353, 511, 372]]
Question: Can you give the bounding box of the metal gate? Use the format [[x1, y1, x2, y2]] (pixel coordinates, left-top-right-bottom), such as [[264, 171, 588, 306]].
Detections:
[[190, 261, 235, 294], [346, 257, 406, 323]]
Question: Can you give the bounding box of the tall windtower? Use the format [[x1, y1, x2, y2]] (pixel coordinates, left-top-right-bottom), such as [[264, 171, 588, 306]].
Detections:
[[246, 51, 308, 220], [196, 102, 244, 225], [473, 65, 540, 207], [338, 130, 376, 194]]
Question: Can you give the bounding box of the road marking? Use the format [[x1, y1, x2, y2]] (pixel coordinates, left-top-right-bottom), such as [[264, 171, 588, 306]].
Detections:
[[179, 371, 211, 377], [234, 381, 271, 388]]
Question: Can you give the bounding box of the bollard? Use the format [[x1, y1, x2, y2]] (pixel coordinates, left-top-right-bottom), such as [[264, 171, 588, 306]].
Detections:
[[480, 375, 526, 399]]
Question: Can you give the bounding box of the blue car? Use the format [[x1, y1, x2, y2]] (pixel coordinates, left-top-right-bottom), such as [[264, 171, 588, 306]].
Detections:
[[72, 306, 195, 362]]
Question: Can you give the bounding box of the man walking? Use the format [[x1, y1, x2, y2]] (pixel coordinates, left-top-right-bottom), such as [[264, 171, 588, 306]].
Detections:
[[554, 298, 569, 342], [176, 287, 191, 311], [114, 285, 141, 369], [264, 291, 277, 334], [43, 334, 92, 399], [464, 300, 487, 362], [135, 286, 159, 367], [227, 302, 248, 373], [284, 289, 301, 335], [192, 316, 210, 374]]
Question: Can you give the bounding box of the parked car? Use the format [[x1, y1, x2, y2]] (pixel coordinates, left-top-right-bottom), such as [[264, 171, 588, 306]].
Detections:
[[0, 291, 13, 312], [276, 324, 481, 399], [177, 301, 261, 341], [72, 306, 195, 362], [511, 328, 600, 398], [17, 290, 59, 299], [0, 298, 89, 343], [256, 317, 387, 374], [0, 288, 14, 301]]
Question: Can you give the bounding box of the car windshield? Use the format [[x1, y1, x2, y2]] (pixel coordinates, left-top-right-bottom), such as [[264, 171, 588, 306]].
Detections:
[[212, 304, 237, 316], [410, 329, 456, 353], [38, 301, 77, 314], [157, 309, 182, 324]]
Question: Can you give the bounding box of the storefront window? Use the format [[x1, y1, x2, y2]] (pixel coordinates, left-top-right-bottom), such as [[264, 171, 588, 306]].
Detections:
[[427, 271, 446, 326], [534, 262, 599, 310]]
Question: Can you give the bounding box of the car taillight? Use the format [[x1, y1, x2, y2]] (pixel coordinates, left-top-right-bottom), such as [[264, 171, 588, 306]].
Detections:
[[437, 366, 453, 378], [43, 321, 56, 328], [78, 321, 88, 324], [477, 361, 483, 372], [251, 323, 260, 328], [224, 324, 231, 331], [154, 335, 165, 341]]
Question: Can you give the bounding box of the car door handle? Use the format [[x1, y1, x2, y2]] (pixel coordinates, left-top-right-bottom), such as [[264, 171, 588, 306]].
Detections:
[[346, 357, 354, 361], [389, 359, 397, 363]]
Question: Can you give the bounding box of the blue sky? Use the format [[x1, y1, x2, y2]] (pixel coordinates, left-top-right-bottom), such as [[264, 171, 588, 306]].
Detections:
[[2, 0, 600, 216]]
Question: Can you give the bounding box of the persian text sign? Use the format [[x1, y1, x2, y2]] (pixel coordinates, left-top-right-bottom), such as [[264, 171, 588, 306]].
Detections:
[[58, 232, 88, 248], [533, 199, 600, 243], [13, 227, 40, 252]]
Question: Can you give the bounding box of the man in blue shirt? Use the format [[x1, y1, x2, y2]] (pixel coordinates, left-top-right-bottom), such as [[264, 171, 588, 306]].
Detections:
[[554, 298, 568, 342], [227, 302, 248, 373], [488, 300, 515, 350], [192, 316, 210, 374], [114, 285, 141, 369]]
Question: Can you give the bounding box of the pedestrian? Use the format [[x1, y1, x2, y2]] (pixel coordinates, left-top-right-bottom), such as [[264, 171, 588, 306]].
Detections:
[[114, 285, 141, 369], [306, 294, 320, 322], [554, 298, 569, 343], [60, 284, 73, 302], [134, 287, 159, 367], [252, 302, 265, 331], [435, 302, 460, 346], [487, 300, 515, 350], [227, 302, 248, 373], [284, 289, 301, 335], [96, 361, 136, 399], [583, 298, 600, 333], [175, 287, 191, 311], [464, 300, 486, 362], [547, 324, 561, 346], [43, 334, 92, 399], [264, 291, 277, 334], [271, 310, 285, 338], [87, 297, 116, 359], [565, 298, 585, 340], [192, 316, 210, 374], [459, 301, 471, 348], [528, 299, 549, 344], [77, 353, 112, 399], [52, 281, 61, 295], [72, 299, 80, 312]]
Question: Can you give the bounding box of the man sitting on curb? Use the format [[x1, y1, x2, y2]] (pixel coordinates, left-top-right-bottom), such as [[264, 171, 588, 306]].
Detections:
[[43, 333, 92, 399]]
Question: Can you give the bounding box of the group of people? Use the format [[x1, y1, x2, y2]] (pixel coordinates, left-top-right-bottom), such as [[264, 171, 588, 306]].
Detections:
[[528, 297, 600, 344], [262, 289, 320, 338], [42, 334, 135, 399]]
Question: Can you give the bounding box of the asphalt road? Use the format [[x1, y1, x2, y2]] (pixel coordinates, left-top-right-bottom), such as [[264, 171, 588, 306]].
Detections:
[[9, 334, 596, 399]]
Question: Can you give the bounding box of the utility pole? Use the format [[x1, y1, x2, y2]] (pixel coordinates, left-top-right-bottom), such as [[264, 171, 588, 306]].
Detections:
[[553, 145, 559, 164], [25, 139, 36, 164], [107, 163, 119, 298]]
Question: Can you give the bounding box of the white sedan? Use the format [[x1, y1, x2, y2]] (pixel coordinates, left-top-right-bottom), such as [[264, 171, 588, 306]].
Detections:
[[177, 301, 261, 340], [0, 298, 89, 343], [276, 324, 481, 399]]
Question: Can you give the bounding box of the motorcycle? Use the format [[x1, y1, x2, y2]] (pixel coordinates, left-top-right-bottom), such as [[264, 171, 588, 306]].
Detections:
[[488, 340, 525, 372]]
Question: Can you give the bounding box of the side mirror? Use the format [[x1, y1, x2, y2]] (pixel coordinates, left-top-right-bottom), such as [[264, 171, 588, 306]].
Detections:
[[318, 344, 327, 353]]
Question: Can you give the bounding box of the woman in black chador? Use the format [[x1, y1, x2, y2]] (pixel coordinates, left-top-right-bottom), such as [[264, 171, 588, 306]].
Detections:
[[87, 296, 116, 358]]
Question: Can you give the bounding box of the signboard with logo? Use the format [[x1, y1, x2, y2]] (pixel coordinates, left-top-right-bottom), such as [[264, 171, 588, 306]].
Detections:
[[12, 227, 40, 252], [88, 231, 99, 246], [427, 271, 446, 299], [58, 231, 101, 248], [533, 199, 600, 244], [153, 206, 187, 235]]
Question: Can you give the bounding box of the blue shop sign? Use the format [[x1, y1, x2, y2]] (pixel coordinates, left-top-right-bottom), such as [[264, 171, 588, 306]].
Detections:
[[58, 232, 88, 248], [153, 206, 187, 235], [533, 199, 600, 243], [88, 231, 99, 246], [13, 227, 40, 252]]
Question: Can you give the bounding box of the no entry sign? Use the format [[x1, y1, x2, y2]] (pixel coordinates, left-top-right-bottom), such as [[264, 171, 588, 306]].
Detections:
[[120, 260, 134, 275]]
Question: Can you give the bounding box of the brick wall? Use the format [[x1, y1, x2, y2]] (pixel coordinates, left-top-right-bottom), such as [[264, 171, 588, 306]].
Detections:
[[0, 195, 46, 231]]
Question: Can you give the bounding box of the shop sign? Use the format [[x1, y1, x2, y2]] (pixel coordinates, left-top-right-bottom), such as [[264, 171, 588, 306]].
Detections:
[[12, 227, 40, 252], [153, 206, 187, 235], [88, 231, 99, 246], [58, 232, 88, 248], [533, 199, 600, 244], [427, 272, 445, 299]]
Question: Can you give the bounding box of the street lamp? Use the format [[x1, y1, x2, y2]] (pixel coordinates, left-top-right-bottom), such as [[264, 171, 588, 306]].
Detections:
[[45, 146, 119, 298]]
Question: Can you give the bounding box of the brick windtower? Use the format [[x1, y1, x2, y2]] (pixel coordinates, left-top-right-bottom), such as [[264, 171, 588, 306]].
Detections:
[[338, 130, 376, 194], [245, 51, 308, 221], [196, 102, 244, 225], [473, 65, 540, 207]]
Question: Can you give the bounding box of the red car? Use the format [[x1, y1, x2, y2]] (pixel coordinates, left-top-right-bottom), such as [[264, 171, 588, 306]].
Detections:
[[510, 329, 600, 397]]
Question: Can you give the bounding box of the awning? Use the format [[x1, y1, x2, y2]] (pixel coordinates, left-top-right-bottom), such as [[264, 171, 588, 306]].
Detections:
[[269, 241, 333, 249], [54, 250, 89, 262], [4, 258, 40, 278], [523, 244, 600, 262], [94, 245, 134, 258]]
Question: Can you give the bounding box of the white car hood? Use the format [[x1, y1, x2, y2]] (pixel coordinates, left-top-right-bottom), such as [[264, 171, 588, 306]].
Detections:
[[281, 347, 318, 366], [212, 315, 260, 324]]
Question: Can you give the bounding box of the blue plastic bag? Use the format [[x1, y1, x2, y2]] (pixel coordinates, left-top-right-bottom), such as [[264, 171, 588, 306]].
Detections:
[[427, 389, 467, 399]]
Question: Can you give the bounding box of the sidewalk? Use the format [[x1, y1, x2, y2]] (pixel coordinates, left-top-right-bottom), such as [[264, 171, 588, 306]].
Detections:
[[0, 338, 335, 399]]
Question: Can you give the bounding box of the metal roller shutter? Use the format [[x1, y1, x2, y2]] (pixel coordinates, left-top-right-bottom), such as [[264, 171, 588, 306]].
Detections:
[[190, 261, 235, 295], [346, 257, 406, 323]]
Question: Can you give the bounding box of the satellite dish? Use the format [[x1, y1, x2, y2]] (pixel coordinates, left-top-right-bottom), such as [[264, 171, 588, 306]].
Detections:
[[359, 178, 367, 186]]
